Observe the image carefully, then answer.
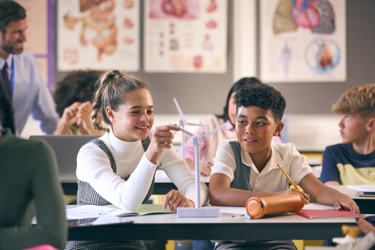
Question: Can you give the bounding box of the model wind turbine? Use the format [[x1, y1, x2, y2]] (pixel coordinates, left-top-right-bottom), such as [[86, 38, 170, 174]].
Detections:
[[173, 98, 204, 160], [176, 122, 226, 218]]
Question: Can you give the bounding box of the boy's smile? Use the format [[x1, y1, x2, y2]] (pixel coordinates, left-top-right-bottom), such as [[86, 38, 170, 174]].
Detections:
[[236, 106, 283, 170]]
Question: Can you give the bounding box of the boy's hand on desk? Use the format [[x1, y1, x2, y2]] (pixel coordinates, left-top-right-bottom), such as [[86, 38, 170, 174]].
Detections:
[[334, 194, 360, 213], [162, 190, 194, 212], [278, 189, 310, 205]]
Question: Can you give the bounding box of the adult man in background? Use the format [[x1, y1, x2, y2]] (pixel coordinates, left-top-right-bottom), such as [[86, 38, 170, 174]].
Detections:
[[0, 0, 59, 134]]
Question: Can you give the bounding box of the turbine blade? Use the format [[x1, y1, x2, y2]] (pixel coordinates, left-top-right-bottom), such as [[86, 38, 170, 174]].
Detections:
[[173, 98, 185, 119], [180, 128, 194, 137], [187, 122, 205, 126], [201, 123, 226, 140]]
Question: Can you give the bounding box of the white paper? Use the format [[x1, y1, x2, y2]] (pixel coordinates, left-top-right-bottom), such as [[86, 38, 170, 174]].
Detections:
[[347, 185, 375, 192], [66, 205, 137, 220]]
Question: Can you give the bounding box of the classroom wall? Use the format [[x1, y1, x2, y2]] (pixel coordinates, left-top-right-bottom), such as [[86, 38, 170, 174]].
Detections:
[[55, 0, 375, 115]]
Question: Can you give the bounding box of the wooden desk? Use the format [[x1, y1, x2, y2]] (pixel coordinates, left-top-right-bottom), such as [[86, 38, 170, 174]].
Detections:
[[68, 210, 356, 241]]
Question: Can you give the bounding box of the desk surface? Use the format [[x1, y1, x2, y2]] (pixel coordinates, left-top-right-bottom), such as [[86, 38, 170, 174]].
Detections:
[[68, 207, 357, 241]]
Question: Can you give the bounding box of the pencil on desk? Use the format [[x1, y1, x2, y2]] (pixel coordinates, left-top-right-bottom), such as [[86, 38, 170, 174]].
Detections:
[[277, 164, 299, 189]]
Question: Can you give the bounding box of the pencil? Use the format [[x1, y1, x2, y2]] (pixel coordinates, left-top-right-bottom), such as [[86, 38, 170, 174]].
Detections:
[[277, 164, 299, 189]]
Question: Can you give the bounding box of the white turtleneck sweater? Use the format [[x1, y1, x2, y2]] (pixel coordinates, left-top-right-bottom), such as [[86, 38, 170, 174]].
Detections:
[[76, 130, 208, 211]]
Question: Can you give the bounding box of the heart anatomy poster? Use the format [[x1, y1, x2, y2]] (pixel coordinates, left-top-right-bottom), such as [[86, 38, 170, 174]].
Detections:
[[260, 0, 346, 82], [57, 0, 140, 71], [144, 0, 228, 73]]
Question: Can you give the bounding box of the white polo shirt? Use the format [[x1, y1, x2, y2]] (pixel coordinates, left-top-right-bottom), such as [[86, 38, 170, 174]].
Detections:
[[211, 139, 312, 191]]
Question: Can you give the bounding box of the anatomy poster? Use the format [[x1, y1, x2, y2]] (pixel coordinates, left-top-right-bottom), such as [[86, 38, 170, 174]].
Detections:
[[16, 0, 55, 90], [260, 0, 346, 82], [144, 0, 227, 73], [57, 0, 139, 71]]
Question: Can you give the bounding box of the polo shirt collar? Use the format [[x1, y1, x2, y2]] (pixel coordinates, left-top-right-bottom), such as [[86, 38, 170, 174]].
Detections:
[[239, 142, 284, 174]]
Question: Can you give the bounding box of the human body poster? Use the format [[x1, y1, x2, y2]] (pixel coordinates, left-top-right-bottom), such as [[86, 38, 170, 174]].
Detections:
[[144, 0, 227, 73], [260, 0, 346, 82], [57, 0, 139, 71]]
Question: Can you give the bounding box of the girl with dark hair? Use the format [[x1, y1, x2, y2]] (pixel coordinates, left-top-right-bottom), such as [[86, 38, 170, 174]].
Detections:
[[180, 77, 282, 177], [54, 70, 103, 135], [66, 70, 208, 250], [0, 79, 67, 249]]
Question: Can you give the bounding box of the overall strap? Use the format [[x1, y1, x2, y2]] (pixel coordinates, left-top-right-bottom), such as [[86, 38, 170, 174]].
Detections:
[[228, 141, 251, 191]]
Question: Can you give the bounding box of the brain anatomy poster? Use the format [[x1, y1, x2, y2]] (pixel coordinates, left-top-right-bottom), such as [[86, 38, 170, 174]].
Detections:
[[144, 0, 228, 73], [260, 0, 346, 82], [57, 0, 139, 71]]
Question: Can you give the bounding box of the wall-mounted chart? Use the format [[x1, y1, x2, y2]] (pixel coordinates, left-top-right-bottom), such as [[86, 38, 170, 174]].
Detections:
[[57, 0, 140, 71], [260, 0, 346, 82], [144, 0, 227, 73]]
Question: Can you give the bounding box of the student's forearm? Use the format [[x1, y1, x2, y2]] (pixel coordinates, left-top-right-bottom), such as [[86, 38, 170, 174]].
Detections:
[[313, 186, 342, 204], [209, 187, 275, 207]]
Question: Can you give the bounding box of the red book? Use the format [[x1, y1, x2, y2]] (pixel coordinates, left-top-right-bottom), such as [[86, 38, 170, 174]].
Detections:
[[296, 209, 364, 219]]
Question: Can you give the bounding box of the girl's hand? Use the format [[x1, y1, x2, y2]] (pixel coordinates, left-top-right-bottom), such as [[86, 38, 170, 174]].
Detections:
[[55, 102, 81, 135], [200, 162, 212, 176], [161, 190, 194, 212], [61, 102, 81, 126], [146, 125, 180, 164], [76, 101, 101, 135], [277, 188, 310, 205], [334, 193, 360, 213]]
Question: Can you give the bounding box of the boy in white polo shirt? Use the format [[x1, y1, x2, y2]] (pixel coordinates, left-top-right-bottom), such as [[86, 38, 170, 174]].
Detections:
[[209, 83, 359, 250]]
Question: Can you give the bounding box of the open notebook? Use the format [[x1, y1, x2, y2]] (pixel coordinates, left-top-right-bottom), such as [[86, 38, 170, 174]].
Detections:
[[66, 204, 173, 220]]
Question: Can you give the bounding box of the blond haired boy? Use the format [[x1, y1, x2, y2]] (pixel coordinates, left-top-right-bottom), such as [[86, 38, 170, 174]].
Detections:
[[320, 84, 375, 185]]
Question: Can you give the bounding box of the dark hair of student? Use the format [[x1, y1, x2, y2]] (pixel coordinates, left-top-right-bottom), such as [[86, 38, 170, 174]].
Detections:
[[0, 1, 26, 34], [54, 70, 103, 117], [91, 70, 148, 132], [217, 77, 262, 125], [234, 83, 286, 122], [0, 78, 16, 134]]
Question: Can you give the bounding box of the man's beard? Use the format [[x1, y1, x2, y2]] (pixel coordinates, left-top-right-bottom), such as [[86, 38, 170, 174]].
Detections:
[[0, 40, 23, 55]]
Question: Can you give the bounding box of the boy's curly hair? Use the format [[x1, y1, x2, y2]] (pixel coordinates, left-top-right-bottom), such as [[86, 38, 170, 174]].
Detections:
[[332, 83, 375, 117], [54, 70, 103, 117], [234, 83, 286, 122]]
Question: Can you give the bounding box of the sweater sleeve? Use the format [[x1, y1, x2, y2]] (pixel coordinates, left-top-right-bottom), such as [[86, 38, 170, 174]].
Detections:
[[0, 142, 67, 250], [160, 147, 209, 206], [76, 143, 157, 211]]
